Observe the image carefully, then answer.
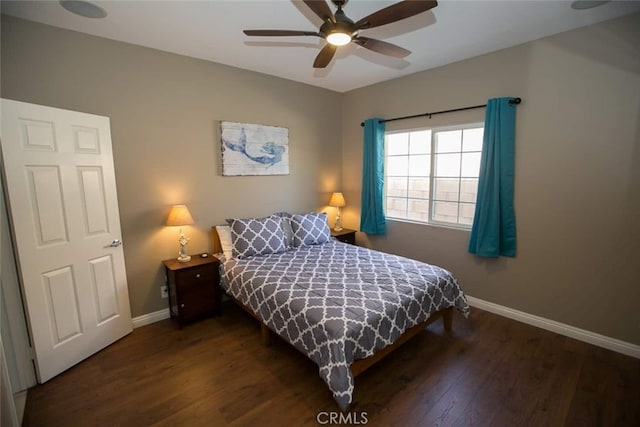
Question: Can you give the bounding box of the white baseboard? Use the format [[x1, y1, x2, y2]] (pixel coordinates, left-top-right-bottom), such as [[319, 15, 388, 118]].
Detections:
[[131, 300, 640, 358], [466, 296, 640, 359], [131, 308, 170, 329]]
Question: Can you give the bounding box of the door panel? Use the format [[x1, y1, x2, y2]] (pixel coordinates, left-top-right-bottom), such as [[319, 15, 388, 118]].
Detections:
[[78, 167, 109, 236], [20, 118, 57, 151], [72, 126, 101, 154], [1, 98, 132, 382], [89, 255, 119, 323], [27, 166, 69, 245], [42, 266, 82, 345]]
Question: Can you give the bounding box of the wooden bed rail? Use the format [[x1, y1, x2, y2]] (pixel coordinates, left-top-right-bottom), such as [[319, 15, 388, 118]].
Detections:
[[227, 290, 453, 378], [350, 307, 452, 377]]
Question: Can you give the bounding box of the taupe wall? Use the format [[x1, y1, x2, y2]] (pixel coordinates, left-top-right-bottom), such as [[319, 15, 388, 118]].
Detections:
[[2, 13, 640, 346], [342, 13, 640, 345], [1, 16, 343, 317]]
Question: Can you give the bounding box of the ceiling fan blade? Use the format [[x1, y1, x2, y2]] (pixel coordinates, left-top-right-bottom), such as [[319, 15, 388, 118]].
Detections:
[[355, 0, 438, 30], [244, 30, 320, 37], [354, 36, 411, 58], [303, 0, 336, 23], [313, 44, 337, 68]]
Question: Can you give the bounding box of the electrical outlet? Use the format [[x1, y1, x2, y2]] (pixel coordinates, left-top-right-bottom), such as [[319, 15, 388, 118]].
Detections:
[[160, 285, 168, 299]]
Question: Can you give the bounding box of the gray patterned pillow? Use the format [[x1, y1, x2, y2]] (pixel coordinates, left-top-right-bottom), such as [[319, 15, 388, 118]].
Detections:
[[290, 212, 331, 247], [272, 212, 294, 249], [226, 216, 288, 259]]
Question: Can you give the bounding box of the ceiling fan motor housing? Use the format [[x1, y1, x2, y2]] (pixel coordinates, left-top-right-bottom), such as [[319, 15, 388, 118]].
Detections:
[[321, 4, 357, 42], [320, 19, 356, 40]]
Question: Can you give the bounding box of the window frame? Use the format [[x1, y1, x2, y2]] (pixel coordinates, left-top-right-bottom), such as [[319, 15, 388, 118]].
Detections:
[[384, 121, 484, 230]]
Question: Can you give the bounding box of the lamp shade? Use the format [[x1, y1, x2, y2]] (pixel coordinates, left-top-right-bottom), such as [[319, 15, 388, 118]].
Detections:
[[329, 192, 346, 208], [166, 204, 194, 226]]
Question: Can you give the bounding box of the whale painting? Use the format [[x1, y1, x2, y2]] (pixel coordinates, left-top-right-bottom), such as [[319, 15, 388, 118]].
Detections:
[[221, 121, 289, 176]]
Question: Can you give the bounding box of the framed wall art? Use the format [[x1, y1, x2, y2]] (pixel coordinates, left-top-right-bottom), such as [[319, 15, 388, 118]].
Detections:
[[220, 121, 289, 176]]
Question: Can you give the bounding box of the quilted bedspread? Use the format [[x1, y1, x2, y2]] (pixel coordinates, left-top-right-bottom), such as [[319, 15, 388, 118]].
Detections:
[[219, 240, 470, 410]]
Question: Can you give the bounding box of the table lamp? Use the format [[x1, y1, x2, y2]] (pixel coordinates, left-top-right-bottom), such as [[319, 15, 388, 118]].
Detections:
[[166, 204, 194, 262], [329, 192, 346, 232]]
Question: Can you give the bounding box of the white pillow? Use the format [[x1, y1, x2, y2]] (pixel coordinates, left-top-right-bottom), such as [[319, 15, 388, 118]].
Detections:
[[215, 225, 233, 259]]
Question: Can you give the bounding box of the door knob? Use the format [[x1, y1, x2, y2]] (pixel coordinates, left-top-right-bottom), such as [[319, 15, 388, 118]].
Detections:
[[108, 239, 122, 248]]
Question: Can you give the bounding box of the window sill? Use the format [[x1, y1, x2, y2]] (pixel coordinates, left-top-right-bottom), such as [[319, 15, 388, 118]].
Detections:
[[386, 217, 472, 232]]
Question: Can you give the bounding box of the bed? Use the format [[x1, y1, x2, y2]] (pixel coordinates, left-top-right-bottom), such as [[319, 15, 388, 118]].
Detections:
[[212, 212, 469, 410]]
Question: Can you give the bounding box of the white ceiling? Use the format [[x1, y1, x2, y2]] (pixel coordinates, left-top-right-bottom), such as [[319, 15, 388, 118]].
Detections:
[[3, 0, 640, 92]]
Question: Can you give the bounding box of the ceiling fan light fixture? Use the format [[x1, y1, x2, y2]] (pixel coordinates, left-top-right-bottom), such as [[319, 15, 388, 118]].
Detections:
[[327, 31, 352, 46]]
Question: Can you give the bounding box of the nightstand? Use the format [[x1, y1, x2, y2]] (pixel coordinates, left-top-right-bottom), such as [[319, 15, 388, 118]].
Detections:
[[162, 254, 220, 328], [331, 228, 357, 245]]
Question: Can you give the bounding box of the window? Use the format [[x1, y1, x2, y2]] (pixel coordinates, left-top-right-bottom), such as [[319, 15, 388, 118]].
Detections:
[[385, 123, 483, 228]]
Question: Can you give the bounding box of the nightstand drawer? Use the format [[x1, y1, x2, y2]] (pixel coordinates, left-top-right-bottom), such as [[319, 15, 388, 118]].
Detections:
[[174, 264, 216, 288], [177, 287, 217, 322]]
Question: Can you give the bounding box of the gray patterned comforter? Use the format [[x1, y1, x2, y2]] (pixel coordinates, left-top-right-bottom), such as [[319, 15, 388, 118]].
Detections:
[[219, 240, 469, 410]]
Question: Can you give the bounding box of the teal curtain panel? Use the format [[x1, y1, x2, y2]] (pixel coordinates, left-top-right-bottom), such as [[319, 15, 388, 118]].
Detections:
[[468, 98, 517, 257], [360, 118, 387, 235]]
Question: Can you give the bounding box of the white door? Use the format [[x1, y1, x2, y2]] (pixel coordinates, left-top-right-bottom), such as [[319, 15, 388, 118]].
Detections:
[[0, 98, 132, 382]]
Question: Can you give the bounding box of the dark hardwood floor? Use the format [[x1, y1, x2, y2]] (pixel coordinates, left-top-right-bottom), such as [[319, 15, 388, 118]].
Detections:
[[23, 302, 640, 426]]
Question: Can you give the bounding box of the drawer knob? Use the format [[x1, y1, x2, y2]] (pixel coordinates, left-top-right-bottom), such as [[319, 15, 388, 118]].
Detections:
[[181, 303, 185, 308], [196, 273, 201, 278]]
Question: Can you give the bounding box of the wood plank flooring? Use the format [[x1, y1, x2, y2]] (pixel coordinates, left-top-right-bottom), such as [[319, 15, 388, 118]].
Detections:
[[23, 302, 640, 426]]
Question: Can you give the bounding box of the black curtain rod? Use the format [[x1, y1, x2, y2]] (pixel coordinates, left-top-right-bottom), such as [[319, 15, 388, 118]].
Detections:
[[360, 97, 522, 127]]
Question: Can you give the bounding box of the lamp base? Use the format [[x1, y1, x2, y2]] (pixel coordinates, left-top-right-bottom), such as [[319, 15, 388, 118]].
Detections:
[[177, 254, 191, 263], [333, 207, 343, 232], [333, 207, 342, 231]]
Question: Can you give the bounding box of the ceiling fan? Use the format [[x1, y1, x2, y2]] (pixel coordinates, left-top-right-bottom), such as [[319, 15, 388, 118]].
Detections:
[[243, 0, 438, 68]]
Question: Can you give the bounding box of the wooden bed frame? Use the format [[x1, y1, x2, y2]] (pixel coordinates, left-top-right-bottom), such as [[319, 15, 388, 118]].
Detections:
[[211, 226, 453, 378]]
